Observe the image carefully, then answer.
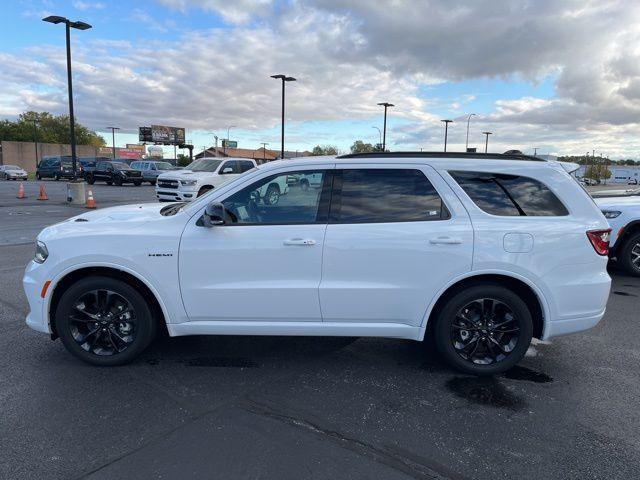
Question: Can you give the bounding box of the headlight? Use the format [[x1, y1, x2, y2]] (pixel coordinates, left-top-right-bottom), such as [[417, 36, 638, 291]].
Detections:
[[602, 210, 622, 219], [34, 241, 48, 264], [180, 180, 197, 186]]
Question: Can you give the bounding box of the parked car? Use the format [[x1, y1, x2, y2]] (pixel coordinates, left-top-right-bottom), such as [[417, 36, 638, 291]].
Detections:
[[78, 157, 110, 176], [130, 160, 177, 185], [155, 157, 256, 202], [36, 156, 83, 180], [0, 164, 28, 180], [628, 178, 638, 185], [594, 195, 640, 276], [24, 152, 612, 374], [582, 177, 599, 186], [86, 160, 143, 186]]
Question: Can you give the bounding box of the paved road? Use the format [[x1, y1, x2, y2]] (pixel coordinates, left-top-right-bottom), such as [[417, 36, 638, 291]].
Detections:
[[1, 180, 639, 479]]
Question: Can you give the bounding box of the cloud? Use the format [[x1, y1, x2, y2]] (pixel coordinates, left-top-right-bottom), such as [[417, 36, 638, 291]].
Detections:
[[73, 1, 105, 10], [4, 0, 640, 157]]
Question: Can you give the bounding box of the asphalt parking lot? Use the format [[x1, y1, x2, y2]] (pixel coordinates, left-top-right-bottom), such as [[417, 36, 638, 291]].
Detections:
[[1, 180, 639, 479]]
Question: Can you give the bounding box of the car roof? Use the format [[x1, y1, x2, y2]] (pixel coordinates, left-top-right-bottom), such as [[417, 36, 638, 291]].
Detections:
[[255, 151, 552, 173]]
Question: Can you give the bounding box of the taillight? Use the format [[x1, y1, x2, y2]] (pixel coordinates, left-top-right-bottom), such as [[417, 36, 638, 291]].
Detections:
[[586, 229, 611, 256]]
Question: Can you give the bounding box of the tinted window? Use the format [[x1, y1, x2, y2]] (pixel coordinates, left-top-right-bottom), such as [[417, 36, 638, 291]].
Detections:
[[239, 161, 255, 173], [222, 171, 327, 224], [449, 171, 569, 216], [333, 169, 448, 223]]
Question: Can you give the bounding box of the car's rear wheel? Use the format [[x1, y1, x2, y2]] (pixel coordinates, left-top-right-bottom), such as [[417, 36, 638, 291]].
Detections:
[[150, 180, 156, 186], [86, 174, 95, 185], [55, 276, 156, 366], [114, 176, 122, 186], [264, 183, 280, 205], [619, 232, 640, 277], [433, 285, 533, 375], [300, 179, 309, 191]]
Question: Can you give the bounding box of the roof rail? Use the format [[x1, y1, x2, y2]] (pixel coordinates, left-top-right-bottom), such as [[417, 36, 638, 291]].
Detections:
[[336, 151, 545, 161]]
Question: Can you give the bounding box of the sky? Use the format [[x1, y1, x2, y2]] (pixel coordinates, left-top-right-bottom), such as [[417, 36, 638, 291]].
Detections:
[[2, 0, 640, 158]]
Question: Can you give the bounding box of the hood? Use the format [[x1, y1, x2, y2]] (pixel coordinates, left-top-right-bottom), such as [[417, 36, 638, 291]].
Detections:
[[157, 170, 213, 180], [38, 203, 168, 241]]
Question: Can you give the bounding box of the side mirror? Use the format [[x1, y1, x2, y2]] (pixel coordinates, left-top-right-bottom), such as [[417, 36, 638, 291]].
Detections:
[[222, 167, 234, 174], [203, 202, 225, 227]]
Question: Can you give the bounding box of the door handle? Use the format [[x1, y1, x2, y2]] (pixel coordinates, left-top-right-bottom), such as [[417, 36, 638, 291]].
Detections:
[[429, 237, 462, 245], [283, 238, 316, 246]]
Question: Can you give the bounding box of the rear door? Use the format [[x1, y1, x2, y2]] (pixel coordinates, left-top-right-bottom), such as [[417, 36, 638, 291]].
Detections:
[[319, 164, 473, 326]]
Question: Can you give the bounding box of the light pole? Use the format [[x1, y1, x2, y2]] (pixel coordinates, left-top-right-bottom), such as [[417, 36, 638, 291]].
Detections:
[[377, 102, 394, 151], [271, 74, 296, 159], [465, 113, 476, 151], [43, 15, 91, 181], [372, 126, 382, 148], [31, 119, 39, 168], [224, 125, 236, 155], [107, 126, 120, 159], [260, 142, 269, 163], [441, 119, 453, 152], [482, 131, 492, 153]]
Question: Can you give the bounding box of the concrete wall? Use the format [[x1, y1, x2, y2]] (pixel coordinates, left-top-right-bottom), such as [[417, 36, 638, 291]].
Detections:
[[0, 141, 101, 173]]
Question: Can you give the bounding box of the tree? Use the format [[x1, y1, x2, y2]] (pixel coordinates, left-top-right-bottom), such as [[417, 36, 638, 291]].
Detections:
[[311, 145, 338, 156], [350, 140, 375, 154], [584, 164, 612, 182], [177, 154, 191, 167], [0, 111, 105, 146]]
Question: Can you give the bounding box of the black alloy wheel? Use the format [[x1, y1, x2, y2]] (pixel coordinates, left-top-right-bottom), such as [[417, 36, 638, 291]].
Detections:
[[55, 276, 156, 365], [434, 285, 533, 375], [620, 232, 640, 277]]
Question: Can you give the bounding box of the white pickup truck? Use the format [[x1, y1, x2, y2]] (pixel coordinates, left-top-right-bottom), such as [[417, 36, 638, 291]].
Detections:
[[155, 158, 257, 202]]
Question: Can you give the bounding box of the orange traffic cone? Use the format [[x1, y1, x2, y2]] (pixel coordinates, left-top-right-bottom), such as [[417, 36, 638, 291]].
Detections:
[[86, 189, 96, 209], [17, 182, 26, 199], [37, 183, 49, 201]]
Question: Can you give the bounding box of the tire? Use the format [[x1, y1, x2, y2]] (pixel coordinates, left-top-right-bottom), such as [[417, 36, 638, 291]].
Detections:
[[197, 186, 213, 197], [150, 181, 156, 186], [54, 276, 156, 366], [36, 173, 41, 180], [618, 232, 640, 277], [264, 183, 280, 205], [54, 173, 60, 181], [133, 181, 142, 186], [300, 179, 309, 191], [433, 284, 533, 376], [106, 180, 113, 185], [86, 174, 95, 185], [114, 176, 122, 186]]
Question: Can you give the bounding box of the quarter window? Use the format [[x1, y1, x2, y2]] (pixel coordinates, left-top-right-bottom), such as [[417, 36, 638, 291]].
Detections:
[[222, 171, 328, 224], [332, 169, 449, 223], [449, 171, 569, 216]]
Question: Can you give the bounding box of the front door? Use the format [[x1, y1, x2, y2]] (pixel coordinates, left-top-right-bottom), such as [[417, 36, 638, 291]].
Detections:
[[179, 167, 333, 322], [319, 165, 473, 326]]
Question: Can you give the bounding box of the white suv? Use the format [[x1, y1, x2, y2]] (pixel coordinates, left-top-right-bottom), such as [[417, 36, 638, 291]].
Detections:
[[155, 157, 256, 202], [23, 152, 612, 375]]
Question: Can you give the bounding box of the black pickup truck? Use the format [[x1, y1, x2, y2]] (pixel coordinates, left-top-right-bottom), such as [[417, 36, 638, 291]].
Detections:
[[86, 160, 143, 186]]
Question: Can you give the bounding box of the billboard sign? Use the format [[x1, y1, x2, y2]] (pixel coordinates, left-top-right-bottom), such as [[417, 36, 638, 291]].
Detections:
[[151, 125, 185, 145], [222, 139, 237, 149], [139, 127, 152, 142]]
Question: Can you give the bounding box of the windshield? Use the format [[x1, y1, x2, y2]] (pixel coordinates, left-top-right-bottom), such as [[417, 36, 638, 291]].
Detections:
[[5, 165, 20, 170], [188, 159, 222, 172], [156, 162, 174, 170], [112, 162, 131, 170]]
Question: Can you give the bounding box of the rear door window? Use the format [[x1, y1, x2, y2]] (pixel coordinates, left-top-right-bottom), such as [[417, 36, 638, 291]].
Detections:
[[331, 169, 449, 223], [239, 161, 255, 173], [449, 171, 569, 216]]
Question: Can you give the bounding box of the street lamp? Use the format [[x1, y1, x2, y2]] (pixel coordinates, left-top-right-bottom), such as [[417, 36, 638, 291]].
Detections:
[[465, 113, 476, 151], [377, 102, 394, 151], [482, 131, 493, 153], [372, 126, 382, 148], [42, 15, 92, 181], [271, 74, 296, 159], [224, 125, 236, 155], [107, 126, 120, 159], [260, 142, 269, 163], [441, 119, 453, 152]]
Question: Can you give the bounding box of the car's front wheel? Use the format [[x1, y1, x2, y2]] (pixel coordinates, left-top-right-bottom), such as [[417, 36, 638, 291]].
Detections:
[[433, 285, 533, 375], [54, 276, 156, 366], [618, 232, 640, 277]]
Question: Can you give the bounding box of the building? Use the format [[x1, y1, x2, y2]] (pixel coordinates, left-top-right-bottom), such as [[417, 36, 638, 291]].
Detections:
[[195, 146, 312, 163], [574, 165, 640, 183]]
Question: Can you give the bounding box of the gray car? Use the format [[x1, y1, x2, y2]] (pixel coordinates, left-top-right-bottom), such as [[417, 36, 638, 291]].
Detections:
[[1, 165, 28, 180], [129, 160, 177, 185]]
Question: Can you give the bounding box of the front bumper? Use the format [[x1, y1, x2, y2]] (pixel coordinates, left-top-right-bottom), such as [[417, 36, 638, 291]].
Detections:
[[23, 261, 51, 334], [156, 186, 198, 202], [7, 174, 28, 180]]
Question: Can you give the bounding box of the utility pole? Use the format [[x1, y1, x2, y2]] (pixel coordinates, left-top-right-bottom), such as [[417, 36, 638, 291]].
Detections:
[[107, 126, 120, 159], [260, 142, 269, 163], [441, 119, 453, 152]]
